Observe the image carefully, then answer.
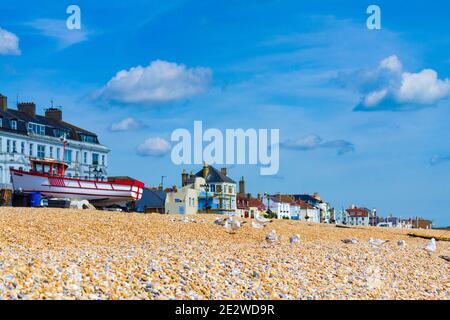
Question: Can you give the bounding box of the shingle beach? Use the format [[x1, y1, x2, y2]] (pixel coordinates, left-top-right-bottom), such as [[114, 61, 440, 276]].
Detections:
[[0, 207, 449, 300]]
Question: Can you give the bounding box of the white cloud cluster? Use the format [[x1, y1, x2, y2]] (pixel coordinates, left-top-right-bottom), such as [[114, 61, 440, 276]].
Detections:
[[282, 134, 354, 155], [28, 19, 91, 49], [0, 27, 21, 55], [98, 60, 212, 104], [352, 55, 450, 111], [109, 117, 144, 132], [137, 137, 171, 157]]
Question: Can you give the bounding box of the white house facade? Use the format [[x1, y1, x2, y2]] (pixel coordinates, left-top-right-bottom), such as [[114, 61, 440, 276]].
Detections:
[[0, 95, 109, 188]]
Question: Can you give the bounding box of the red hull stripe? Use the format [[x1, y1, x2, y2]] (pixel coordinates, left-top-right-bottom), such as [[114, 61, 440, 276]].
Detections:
[[21, 189, 142, 200]]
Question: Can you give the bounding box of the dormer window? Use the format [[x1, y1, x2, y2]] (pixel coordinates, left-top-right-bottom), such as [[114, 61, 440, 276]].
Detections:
[[28, 122, 45, 135], [10, 119, 17, 130], [0, 117, 2, 127]]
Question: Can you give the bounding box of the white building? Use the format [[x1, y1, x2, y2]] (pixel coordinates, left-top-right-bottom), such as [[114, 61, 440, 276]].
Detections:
[[165, 176, 208, 215], [0, 95, 109, 188], [262, 195, 292, 219]]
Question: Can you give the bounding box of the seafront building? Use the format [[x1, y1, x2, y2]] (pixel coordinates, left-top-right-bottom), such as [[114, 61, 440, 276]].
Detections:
[[0, 94, 109, 188], [182, 163, 236, 213]]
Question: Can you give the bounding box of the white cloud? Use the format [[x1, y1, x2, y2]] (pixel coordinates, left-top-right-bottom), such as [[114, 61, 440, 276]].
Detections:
[[0, 27, 21, 55], [28, 19, 91, 49], [137, 137, 171, 157], [349, 55, 450, 111], [109, 117, 144, 132], [282, 134, 354, 155], [379, 55, 402, 73], [397, 69, 450, 105], [282, 134, 322, 150], [97, 60, 212, 104]]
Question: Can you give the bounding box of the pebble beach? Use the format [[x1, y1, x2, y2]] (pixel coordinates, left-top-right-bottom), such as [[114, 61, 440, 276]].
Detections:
[[0, 207, 449, 300]]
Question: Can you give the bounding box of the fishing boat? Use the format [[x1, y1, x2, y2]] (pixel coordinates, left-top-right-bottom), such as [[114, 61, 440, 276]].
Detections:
[[10, 157, 144, 207]]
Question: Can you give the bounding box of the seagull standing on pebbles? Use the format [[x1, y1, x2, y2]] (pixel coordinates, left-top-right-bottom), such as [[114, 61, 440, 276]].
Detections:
[[368, 238, 388, 246], [266, 230, 278, 243], [289, 235, 300, 245], [224, 217, 241, 234], [424, 238, 436, 256]]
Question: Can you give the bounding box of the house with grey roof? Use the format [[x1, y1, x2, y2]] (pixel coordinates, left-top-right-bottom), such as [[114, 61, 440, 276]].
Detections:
[[0, 94, 109, 188]]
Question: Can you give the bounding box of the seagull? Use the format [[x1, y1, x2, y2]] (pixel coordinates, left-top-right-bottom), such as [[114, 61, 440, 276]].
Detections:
[[251, 221, 264, 229], [369, 238, 388, 246], [424, 238, 436, 256], [214, 217, 226, 226], [289, 234, 300, 245], [255, 214, 272, 224], [224, 217, 241, 234], [265, 229, 278, 243], [341, 238, 358, 244]]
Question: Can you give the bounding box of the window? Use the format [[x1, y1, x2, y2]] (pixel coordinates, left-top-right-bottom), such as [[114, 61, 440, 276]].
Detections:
[[92, 153, 99, 165], [53, 129, 68, 139], [6, 140, 10, 153], [21, 142, 25, 154], [10, 119, 17, 130], [79, 134, 98, 143], [49, 146, 53, 158], [0, 117, 2, 127], [56, 148, 60, 160], [37, 145, 45, 159], [75, 151, 79, 163], [216, 185, 222, 193], [101, 155, 105, 166], [83, 152, 87, 164], [29, 143, 33, 156], [12, 140, 17, 153], [64, 149, 72, 163], [27, 122, 45, 135], [210, 184, 215, 192]]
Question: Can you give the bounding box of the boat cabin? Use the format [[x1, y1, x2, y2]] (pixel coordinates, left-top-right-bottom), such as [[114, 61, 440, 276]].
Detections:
[[30, 158, 68, 176]]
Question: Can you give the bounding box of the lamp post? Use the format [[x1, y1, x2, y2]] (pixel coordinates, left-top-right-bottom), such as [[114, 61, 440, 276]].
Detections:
[[201, 183, 210, 213]]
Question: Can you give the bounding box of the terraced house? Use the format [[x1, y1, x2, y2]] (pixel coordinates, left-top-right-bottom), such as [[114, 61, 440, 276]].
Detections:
[[0, 94, 109, 188], [184, 162, 236, 213]]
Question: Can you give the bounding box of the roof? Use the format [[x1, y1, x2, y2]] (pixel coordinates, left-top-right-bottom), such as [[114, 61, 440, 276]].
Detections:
[[195, 165, 236, 184], [295, 200, 315, 209], [346, 207, 370, 217], [0, 106, 100, 144], [291, 194, 323, 204], [136, 189, 166, 208], [269, 194, 295, 203], [237, 195, 265, 210]]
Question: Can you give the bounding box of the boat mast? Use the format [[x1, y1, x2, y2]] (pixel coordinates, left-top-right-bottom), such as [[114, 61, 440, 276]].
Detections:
[[60, 132, 68, 176]]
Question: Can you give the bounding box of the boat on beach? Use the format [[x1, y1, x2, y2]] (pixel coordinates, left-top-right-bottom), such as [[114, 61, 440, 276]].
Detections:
[[10, 158, 144, 207]]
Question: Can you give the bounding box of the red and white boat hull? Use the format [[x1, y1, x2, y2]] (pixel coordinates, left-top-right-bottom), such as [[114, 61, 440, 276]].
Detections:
[[10, 169, 144, 206]]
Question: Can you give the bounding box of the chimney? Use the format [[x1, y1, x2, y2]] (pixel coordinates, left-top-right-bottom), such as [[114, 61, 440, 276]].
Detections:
[[257, 192, 262, 201], [220, 167, 227, 176], [202, 162, 209, 178], [0, 94, 7, 112], [18, 102, 36, 117], [181, 169, 188, 187], [239, 176, 245, 195], [45, 107, 62, 121], [246, 193, 251, 199]]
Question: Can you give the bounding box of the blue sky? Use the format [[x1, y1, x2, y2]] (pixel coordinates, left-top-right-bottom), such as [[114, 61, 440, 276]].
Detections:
[[1, 0, 450, 225]]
